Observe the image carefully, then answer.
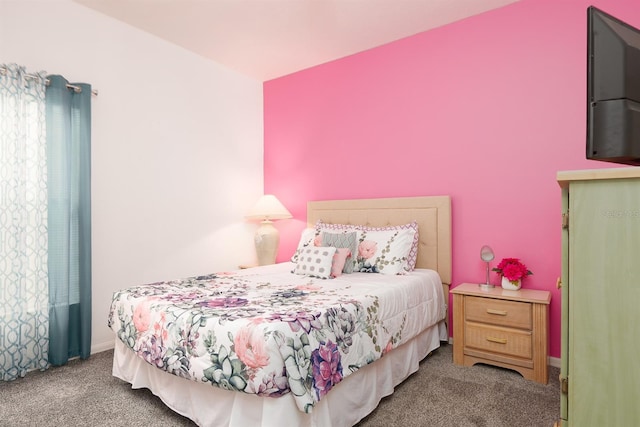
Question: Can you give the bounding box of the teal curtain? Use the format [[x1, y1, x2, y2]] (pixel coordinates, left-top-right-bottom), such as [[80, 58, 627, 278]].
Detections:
[[46, 75, 92, 365], [0, 64, 50, 381]]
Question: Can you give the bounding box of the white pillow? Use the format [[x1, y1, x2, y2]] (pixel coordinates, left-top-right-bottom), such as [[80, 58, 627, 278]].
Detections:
[[355, 228, 416, 275], [360, 222, 419, 271], [293, 246, 337, 279], [290, 228, 319, 263]]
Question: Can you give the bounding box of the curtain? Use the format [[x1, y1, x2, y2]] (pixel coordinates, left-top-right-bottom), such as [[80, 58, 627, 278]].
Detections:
[[0, 64, 50, 381], [46, 75, 92, 365]]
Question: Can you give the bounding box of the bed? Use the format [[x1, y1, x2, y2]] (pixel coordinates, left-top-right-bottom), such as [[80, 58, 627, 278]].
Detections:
[[109, 195, 452, 427]]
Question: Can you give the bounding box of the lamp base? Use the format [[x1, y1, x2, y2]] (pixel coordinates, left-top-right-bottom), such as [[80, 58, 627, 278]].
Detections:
[[254, 220, 279, 266]]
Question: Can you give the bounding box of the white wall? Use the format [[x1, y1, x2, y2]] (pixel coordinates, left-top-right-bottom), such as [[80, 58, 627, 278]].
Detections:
[[0, 0, 265, 352]]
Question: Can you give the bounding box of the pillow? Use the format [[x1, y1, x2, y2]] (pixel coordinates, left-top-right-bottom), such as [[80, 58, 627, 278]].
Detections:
[[355, 227, 416, 275], [330, 248, 351, 278], [293, 246, 336, 279], [290, 228, 320, 263], [315, 220, 358, 234], [315, 220, 420, 271], [321, 231, 358, 273]]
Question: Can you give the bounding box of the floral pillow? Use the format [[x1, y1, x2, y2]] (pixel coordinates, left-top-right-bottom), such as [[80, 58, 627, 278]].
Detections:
[[355, 228, 416, 275], [315, 220, 420, 272], [359, 221, 419, 271], [293, 246, 336, 279], [321, 231, 358, 274]]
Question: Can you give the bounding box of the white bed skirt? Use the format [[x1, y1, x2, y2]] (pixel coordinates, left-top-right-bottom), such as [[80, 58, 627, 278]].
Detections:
[[112, 321, 446, 427]]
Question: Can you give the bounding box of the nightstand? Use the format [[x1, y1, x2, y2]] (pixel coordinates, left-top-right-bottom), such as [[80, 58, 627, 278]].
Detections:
[[450, 282, 551, 384]]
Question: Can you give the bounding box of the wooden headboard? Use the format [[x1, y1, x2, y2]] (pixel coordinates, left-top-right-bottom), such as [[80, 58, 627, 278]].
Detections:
[[307, 196, 452, 287]]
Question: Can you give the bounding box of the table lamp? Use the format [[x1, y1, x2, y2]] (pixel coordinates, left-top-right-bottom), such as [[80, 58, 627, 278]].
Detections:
[[246, 194, 292, 265]]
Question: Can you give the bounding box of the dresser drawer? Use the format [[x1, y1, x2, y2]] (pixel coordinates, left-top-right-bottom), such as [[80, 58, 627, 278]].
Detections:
[[464, 322, 533, 359], [465, 296, 532, 330]]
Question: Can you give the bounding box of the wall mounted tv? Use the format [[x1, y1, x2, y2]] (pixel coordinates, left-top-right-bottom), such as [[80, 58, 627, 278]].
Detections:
[[587, 6, 640, 166]]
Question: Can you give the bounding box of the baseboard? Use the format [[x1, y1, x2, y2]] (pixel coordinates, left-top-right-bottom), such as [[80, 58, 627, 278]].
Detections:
[[91, 340, 115, 354], [447, 337, 561, 369], [548, 356, 560, 369]]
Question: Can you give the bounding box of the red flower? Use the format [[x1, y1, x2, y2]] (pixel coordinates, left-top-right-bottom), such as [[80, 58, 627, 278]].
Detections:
[[492, 258, 533, 282]]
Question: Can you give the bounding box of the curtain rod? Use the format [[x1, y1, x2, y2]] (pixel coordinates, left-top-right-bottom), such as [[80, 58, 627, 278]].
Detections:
[[0, 66, 98, 96]]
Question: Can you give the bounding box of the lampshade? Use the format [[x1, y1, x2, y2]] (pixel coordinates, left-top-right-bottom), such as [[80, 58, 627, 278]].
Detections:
[[246, 195, 292, 266], [246, 195, 292, 221]]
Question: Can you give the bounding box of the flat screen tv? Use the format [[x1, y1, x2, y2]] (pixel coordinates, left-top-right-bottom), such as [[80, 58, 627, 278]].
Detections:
[[587, 6, 640, 165]]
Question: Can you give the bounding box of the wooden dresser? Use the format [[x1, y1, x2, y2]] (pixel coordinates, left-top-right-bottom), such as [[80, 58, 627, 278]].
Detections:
[[451, 283, 551, 384]]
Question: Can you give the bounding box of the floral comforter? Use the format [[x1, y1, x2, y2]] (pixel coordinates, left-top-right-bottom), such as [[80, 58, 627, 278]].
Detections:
[[108, 263, 445, 413]]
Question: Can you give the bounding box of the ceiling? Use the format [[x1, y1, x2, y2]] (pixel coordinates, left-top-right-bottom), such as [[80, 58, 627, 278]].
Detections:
[[74, 0, 520, 81]]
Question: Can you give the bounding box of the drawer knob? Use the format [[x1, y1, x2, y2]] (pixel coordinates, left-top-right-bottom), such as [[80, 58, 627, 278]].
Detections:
[[486, 308, 507, 316], [486, 337, 508, 344]]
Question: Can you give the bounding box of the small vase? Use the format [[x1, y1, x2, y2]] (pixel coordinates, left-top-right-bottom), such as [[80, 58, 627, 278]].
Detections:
[[501, 276, 521, 290]]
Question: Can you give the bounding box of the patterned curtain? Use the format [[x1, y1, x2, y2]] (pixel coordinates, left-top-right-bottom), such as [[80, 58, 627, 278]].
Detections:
[[46, 75, 92, 365], [0, 64, 50, 381]]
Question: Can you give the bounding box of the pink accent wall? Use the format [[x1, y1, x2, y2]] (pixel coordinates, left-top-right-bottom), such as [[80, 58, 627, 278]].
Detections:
[[263, 0, 640, 359]]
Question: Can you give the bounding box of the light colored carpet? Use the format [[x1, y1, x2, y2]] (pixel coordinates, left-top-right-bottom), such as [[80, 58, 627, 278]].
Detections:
[[0, 344, 559, 426]]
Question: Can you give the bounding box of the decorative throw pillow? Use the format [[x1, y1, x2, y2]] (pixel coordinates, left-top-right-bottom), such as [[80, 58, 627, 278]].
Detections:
[[321, 231, 358, 273], [315, 220, 420, 271], [315, 220, 358, 234], [330, 248, 351, 278], [290, 228, 320, 263], [355, 228, 416, 275], [359, 221, 420, 271], [293, 246, 337, 279], [315, 221, 360, 256]]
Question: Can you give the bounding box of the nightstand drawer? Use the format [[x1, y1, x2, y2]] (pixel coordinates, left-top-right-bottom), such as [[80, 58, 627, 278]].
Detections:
[[464, 322, 532, 359], [465, 296, 532, 330]]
